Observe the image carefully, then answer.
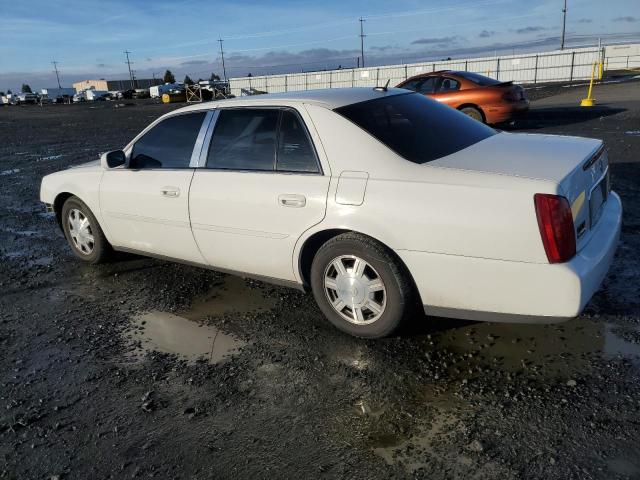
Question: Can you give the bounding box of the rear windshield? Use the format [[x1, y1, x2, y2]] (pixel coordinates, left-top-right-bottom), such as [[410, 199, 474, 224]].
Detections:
[[334, 93, 495, 164], [453, 71, 502, 86]]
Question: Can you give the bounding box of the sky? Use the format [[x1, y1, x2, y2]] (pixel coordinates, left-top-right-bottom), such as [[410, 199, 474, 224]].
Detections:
[[1, 0, 639, 91]]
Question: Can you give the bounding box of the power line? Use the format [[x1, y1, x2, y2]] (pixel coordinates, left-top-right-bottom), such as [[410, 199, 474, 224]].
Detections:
[[359, 18, 366, 67], [51, 60, 61, 88], [218, 38, 228, 82], [560, 0, 567, 49]]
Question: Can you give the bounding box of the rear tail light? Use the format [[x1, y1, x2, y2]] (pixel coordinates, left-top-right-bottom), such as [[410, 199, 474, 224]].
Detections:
[[534, 194, 576, 263], [502, 87, 524, 101]]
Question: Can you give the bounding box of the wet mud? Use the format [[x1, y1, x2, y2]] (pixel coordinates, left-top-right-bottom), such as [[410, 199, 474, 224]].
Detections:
[[2, 85, 640, 479]]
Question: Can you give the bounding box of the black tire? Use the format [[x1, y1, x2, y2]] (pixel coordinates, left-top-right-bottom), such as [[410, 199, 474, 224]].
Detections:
[[61, 196, 112, 264], [459, 106, 485, 123], [310, 232, 417, 338]]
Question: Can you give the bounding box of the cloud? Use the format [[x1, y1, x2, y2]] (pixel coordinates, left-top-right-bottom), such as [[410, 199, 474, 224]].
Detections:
[[613, 16, 638, 23], [411, 36, 462, 46], [181, 60, 209, 66], [479, 30, 495, 38], [514, 26, 545, 34], [577, 18, 592, 23], [96, 63, 110, 68], [371, 45, 395, 52]]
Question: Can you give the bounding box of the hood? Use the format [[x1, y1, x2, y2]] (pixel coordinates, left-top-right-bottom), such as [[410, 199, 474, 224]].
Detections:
[[70, 159, 101, 169]]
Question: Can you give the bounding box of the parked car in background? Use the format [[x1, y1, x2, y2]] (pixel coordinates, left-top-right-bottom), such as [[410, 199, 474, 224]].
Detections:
[[85, 89, 110, 101], [40, 88, 620, 338], [397, 70, 529, 124], [16, 92, 39, 105], [114, 89, 136, 100], [41, 88, 76, 104], [150, 83, 182, 98], [134, 89, 150, 99]]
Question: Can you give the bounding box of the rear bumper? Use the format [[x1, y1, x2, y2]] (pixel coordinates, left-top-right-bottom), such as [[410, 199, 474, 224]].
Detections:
[[398, 192, 622, 323], [485, 99, 530, 124]]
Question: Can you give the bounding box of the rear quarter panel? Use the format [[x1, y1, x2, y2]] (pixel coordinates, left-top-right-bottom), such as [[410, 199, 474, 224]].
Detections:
[[296, 104, 557, 283]]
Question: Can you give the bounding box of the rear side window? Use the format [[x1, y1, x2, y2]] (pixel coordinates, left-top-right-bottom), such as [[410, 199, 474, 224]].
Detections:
[[454, 71, 501, 86], [130, 112, 206, 169], [207, 109, 279, 170], [207, 108, 320, 173], [276, 110, 319, 173], [335, 93, 495, 164]]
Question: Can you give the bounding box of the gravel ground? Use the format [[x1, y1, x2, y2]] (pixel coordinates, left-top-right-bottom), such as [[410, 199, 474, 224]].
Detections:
[[1, 82, 640, 480]]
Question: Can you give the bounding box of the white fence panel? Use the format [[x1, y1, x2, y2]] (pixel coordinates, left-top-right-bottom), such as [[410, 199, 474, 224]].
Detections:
[[229, 44, 637, 96]]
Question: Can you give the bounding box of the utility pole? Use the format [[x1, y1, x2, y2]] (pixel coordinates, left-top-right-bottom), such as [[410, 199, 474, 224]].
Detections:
[[560, 0, 567, 50], [52, 60, 61, 88], [124, 50, 136, 88], [218, 38, 228, 82], [359, 18, 366, 68]]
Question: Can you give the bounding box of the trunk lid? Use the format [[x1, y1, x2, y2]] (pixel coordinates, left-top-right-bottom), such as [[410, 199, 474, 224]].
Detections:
[[431, 132, 609, 251]]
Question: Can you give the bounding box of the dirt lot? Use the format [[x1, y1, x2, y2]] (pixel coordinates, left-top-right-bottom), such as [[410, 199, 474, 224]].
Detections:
[[1, 82, 640, 480]]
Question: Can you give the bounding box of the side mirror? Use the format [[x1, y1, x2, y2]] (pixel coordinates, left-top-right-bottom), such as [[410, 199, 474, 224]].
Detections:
[[100, 150, 126, 169]]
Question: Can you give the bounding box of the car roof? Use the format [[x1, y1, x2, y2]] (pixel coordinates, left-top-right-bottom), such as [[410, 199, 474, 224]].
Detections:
[[172, 87, 409, 113]]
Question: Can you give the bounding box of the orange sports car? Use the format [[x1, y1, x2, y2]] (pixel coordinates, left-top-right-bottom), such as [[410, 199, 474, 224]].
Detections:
[[396, 70, 529, 124]]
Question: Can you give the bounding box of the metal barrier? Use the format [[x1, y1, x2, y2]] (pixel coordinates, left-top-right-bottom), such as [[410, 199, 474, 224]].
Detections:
[[229, 43, 640, 97]]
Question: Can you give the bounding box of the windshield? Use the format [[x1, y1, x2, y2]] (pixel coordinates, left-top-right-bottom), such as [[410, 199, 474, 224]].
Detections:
[[334, 92, 496, 164], [453, 71, 502, 86]]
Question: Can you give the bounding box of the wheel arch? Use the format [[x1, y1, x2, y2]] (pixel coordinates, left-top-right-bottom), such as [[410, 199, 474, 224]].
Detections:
[[297, 228, 423, 305], [52, 192, 75, 230]]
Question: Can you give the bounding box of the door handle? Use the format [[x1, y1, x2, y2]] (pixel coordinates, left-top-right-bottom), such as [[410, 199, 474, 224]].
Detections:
[[161, 186, 180, 198], [278, 194, 306, 208]]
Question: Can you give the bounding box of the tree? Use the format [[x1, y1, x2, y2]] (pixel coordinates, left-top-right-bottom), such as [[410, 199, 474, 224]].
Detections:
[[21, 84, 32, 93], [0, 92, 4, 97], [163, 70, 175, 83], [209, 73, 220, 81], [7, 89, 12, 94], [183, 75, 194, 85]]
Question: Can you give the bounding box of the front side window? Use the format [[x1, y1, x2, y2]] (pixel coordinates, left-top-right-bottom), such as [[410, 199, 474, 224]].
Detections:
[[335, 92, 496, 164], [400, 77, 437, 94], [130, 112, 206, 169], [416, 77, 437, 94], [207, 109, 279, 170], [438, 77, 460, 92]]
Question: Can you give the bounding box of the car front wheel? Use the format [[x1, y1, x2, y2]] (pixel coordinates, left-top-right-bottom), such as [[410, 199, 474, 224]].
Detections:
[[310, 232, 416, 338], [61, 196, 112, 264]]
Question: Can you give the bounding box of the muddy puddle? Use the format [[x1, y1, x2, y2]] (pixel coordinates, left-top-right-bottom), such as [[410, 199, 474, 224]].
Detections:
[[430, 317, 640, 373], [129, 275, 276, 364]]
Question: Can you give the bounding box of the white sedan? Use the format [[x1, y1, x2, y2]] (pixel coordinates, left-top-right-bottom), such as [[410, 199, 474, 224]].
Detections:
[[40, 88, 622, 338]]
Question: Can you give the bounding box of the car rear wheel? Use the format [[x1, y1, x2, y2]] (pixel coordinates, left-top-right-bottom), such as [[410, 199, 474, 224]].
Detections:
[[61, 196, 112, 264], [310, 232, 416, 338], [460, 106, 485, 123]]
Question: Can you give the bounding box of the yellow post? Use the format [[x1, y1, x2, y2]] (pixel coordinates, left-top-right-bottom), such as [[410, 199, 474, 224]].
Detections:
[[598, 61, 604, 80], [580, 62, 597, 107]]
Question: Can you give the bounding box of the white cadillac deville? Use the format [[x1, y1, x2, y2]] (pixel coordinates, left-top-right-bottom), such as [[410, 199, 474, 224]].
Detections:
[[40, 88, 622, 338]]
